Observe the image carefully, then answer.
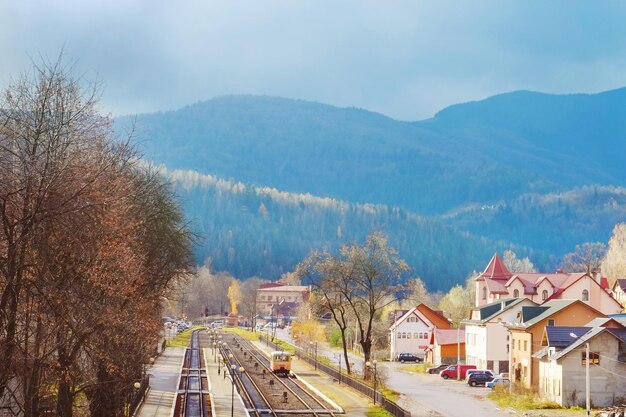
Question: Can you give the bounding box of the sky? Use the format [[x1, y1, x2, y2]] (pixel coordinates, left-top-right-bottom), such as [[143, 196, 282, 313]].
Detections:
[[2, 1, 626, 121]]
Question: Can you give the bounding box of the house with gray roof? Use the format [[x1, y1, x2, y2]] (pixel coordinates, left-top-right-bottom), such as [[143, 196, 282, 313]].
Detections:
[[535, 325, 626, 407], [463, 297, 537, 374]]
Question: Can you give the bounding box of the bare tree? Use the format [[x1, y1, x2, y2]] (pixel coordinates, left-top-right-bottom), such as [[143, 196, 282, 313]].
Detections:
[[561, 242, 607, 274]]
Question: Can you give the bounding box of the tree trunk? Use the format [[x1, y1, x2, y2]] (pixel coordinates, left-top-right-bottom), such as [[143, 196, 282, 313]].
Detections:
[[340, 328, 351, 374], [56, 378, 73, 417]]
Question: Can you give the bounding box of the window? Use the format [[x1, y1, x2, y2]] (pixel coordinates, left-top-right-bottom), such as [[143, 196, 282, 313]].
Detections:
[[523, 340, 527, 351], [407, 333, 411, 339], [414, 333, 419, 339], [582, 290, 589, 301], [542, 290, 548, 301], [261, 295, 266, 300], [582, 351, 600, 365], [548, 319, 555, 326], [513, 289, 520, 297], [268, 295, 273, 301], [482, 286, 487, 300]]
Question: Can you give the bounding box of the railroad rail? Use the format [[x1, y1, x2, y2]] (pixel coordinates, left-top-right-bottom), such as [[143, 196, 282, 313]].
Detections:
[[174, 329, 211, 417], [218, 332, 340, 417]]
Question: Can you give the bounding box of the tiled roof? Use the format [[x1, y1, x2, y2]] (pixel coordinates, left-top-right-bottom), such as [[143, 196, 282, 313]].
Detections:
[[545, 326, 591, 348], [479, 254, 512, 281], [258, 285, 310, 292], [552, 327, 605, 361], [607, 328, 626, 342]]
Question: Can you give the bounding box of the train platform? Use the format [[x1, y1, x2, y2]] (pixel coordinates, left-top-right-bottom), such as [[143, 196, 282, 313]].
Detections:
[[136, 346, 185, 417], [204, 347, 248, 417], [252, 339, 370, 417]]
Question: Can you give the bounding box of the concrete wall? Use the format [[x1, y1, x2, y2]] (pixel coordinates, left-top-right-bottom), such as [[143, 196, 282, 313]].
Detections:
[[558, 332, 626, 407]]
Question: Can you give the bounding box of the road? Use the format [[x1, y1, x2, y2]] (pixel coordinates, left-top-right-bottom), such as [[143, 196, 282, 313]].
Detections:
[[273, 328, 510, 417]]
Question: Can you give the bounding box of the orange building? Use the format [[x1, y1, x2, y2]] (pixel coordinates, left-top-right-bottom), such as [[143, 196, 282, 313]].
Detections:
[[425, 328, 465, 365], [507, 299, 605, 387]]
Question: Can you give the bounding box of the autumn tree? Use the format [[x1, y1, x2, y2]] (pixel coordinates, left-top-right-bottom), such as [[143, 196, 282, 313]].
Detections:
[[438, 274, 476, 325], [602, 223, 626, 285], [0, 57, 192, 417], [299, 232, 408, 374], [227, 280, 243, 315], [561, 242, 607, 274]]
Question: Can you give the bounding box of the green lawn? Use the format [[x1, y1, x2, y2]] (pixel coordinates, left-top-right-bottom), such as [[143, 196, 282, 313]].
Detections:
[[366, 406, 395, 417], [399, 362, 432, 373], [488, 385, 562, 410], [166, 327, 199, 347]]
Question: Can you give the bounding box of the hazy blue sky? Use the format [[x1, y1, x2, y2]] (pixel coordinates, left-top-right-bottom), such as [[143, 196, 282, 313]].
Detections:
[[2, 1, 626, 120]]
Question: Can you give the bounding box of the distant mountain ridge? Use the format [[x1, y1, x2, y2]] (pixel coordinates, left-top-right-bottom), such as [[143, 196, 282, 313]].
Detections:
[[114, 88, 626, 287]]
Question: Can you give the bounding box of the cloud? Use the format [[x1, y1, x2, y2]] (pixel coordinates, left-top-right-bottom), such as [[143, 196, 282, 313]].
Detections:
[[2, 0, 626, 120]]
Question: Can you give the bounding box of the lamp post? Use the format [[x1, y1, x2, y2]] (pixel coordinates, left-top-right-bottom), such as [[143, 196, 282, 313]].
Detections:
[[334, 353, 342, 385], [457, 324, 461, 381], [230, 364, 236, 417], [570, 333, 590, 417], [366, 360, 378, 404]]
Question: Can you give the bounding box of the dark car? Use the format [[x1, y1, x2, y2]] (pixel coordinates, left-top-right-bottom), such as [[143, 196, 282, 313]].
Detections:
[[467, 371, 495, 387], [396, 353, 421, 363], [427, 364, 449, 374]]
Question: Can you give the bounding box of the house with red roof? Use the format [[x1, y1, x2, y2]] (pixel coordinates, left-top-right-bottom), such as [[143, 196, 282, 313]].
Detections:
[[475, 254, 622, 315], [389, 304, 451, 361]]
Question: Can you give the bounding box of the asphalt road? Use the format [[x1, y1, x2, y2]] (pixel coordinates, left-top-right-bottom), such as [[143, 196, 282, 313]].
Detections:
[[273, 327, 510, 417]]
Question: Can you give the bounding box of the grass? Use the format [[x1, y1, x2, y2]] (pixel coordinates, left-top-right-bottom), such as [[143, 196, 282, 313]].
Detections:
[[366, 406, 395, 417], [223, 327, 260, 342], [399, 362, 432, 373], [379, 387, 400, 402], [166, 327, 199, 347], [488, 384, 562, 410]]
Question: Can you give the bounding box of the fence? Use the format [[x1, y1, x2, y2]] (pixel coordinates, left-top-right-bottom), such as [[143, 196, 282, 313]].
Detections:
[[260, 336, 411, 417], [129, 375, 150, 417]]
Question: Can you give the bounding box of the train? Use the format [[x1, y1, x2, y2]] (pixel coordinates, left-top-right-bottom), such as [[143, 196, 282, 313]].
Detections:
[[269, 351, 292, 376]]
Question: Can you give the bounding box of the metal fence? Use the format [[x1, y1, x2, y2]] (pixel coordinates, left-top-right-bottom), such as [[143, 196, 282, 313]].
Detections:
[[129, 375, 150, 417], [260, 336, 411, 417]]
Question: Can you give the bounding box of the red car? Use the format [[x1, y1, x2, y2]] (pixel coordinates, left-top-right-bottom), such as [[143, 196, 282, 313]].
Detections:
[[440, 364, 476, 380]]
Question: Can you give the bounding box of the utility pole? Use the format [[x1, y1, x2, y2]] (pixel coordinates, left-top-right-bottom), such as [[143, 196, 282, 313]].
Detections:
[[585, 342, 590, 417]]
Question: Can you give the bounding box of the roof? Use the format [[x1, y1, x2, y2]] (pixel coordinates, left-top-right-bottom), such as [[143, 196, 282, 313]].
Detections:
[[390, 304, 450, 331], [600, 277, 610, 290], [607, 328, 626, 342], [551, 327, 605, 361], [258, 285, 310, 292], [466, 298, 536, 324], [544, 326, 591, 348], [259, 282, 289, 289], [585, 317, 626, 329], [433, 328, 465, 346], [509, 299, 602, 329], [613, 279, 626, 292], [477, 254, 512, 281], [416, 304, 452, 329]]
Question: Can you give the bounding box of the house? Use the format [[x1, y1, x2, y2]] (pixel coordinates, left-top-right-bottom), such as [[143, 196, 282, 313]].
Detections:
[[475, 254, 622, 315], [256, 283, 310, 316], [464, 297, 537, 374], [534, 326, 626, 407], [612, 279, 626, 308], [425, 328, 465, 365], [507, 299, 606, 387], [389, 304, 451, 360]]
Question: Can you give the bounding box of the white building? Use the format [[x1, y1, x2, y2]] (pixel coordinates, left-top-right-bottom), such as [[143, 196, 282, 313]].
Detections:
[[389, 304, 451, 361], [464, 297, 537, 374]]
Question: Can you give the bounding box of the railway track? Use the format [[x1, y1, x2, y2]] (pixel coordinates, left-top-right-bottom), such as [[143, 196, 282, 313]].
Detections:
[[219, 332, 340, 417], [174, 329, 211, 417]]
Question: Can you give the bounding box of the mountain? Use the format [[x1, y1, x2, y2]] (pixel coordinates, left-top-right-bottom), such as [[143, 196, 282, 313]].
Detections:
[[114, 88, 626, 288]]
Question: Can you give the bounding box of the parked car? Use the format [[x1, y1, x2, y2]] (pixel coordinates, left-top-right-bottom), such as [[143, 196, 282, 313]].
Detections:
[[396, 353, 421, 363], [486, 377, 510, 389], [467, 371, 495, 387], [465, 369, 494, 381], [440, 364, 476, 380], [427, 364, 449, 374], [497, 372, 509, 379]]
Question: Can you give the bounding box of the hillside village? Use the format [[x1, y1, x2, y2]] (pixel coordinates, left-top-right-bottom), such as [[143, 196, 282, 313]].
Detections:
[[243, 251, 626, 410]]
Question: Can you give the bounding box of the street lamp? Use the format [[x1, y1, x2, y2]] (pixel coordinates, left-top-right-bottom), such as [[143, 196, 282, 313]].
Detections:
[[334, 353, 342, 385], [213, 342, 217, 362], [366, 360, 378, 404], [570, 333, 590, 417], [230, 364, 237, 417]]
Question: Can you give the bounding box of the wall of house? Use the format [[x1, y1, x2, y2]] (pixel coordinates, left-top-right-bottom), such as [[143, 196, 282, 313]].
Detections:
[[510, 330, 533, 385], [256, 289, 307, 315], [534, 280, 555, 304], [476, 281, 487, 307], [465, 325, 486, 369], [560, 332, 626, 407], [517, 302, 605, 387], [507, 279, 527, 299], [562, 277, 622, 315], [389, 315, 432, 359], [434, 343, 465, 365], [539, 355, 564, 405]]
